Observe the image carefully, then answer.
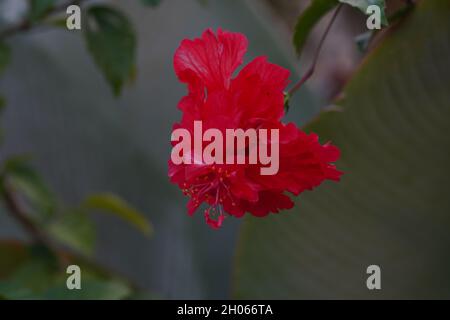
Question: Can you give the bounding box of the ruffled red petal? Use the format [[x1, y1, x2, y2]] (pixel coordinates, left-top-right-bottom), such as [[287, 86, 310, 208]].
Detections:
[[174, 28, 248, 91]]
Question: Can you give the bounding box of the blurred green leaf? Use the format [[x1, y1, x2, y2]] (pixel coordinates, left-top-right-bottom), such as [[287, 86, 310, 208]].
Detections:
[[43, 278, 131, 300], [3, 156, 55, 218], [84, 6, 137, 96], [140, 0, 162, 7], [46, 17, 69, 29], [0, 245, 58, 299], [0, 241, 137, 300], [0, 42, 11, 74], [293, 0, 388, 55], [339, 0, 388, 26], [0, 241, 29, 279], [29, 0, 57, 22], [354, 30, 373, 52], [292, 0, 337, 56], [354, 3, 413, 53], [196, 0, 208, 7], [0, 282, 36, 299], [84, 193, 152, 236], [47, 211, 95, 256], [234, 0, 450, 299]]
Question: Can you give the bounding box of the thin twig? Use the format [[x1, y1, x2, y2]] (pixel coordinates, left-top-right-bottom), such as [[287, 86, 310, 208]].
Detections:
[[288, 4, 343, 98], [2, 182, 55, 248], [0, 0, 89, 40], [2, 180, 74, 269]]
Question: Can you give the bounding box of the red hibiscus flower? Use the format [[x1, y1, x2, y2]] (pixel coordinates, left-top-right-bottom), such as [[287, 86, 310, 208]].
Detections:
[[169, 28, 342, 229]]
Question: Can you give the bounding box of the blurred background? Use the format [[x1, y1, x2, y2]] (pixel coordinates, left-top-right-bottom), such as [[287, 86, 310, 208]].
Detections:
[[0, 0, 449, 299]]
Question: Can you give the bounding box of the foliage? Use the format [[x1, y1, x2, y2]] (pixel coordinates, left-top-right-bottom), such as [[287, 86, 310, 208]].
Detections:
[[0, 0, 445, 300], [0, 0, 157, 300], [234, 0, 450, 299], [84, 6, 136, 96], [292, 0, 337, 55], [293, 0, 387, 55], [83, 193, 152, 235], [29, 0, 57, 22], [339, 0, 387, 25], [0, 241, 133, 299], [0, 42, 10, 74], [141, 0, 163, 7]]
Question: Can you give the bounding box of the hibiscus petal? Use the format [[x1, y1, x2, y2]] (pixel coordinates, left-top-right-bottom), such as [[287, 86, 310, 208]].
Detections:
[[245, 192, 294, 217], [247, 121, 343, 196], [231, 56, 290, 123], [174, 28, 248, 91]]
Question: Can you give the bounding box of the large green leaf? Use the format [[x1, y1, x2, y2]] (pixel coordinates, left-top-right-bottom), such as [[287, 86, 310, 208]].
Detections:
[[84, 6, 136, 96], [233, 0, 450, 299]]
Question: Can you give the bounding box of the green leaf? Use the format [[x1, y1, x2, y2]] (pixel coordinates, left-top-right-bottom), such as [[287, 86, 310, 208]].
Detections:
[[0, 241, 135, 300], [0, 281, 38, 299], [0, 241, 29, 279], [3, 156, 55, 218], [140, 0, 163, 7], [29, 0, 57, 22], [339, 0, 388, 26], [84, 6, 137, 96], [0, 42, 11, 74], [354, 3, 414, 53], [43, 278, 131, 300], [292, 0, 337, 56], [47, 211, 95, 256], [46, 17, 69, 29], [0, 245, 58, 299], [83, 193, 152, 235], [234, 0, 450, 299], [354, 30, 374, 52]]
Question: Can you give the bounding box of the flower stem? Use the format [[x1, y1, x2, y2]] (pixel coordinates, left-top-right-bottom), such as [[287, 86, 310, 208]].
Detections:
[[287, 3, 343, 98]]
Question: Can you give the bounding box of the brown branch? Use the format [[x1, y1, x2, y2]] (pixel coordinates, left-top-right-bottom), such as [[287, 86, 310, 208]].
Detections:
[[1, 181, 70, 268], [2, 182, 54, 248], [287, 4, 343, 98], [0, 0, 89, 40]]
